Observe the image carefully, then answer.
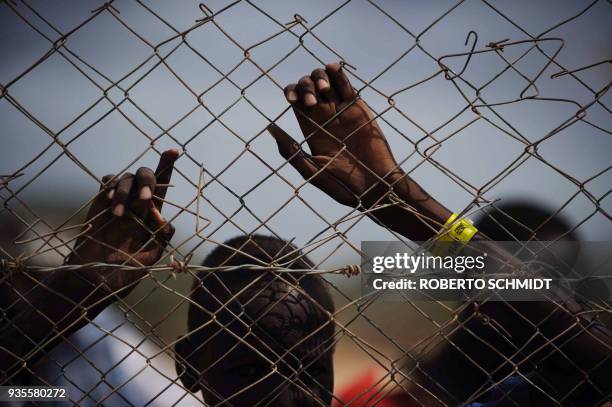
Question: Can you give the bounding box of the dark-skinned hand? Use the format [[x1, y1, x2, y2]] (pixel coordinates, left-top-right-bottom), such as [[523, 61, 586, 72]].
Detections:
[[268, 63, 404, 209], [67, 149, 179, 294]]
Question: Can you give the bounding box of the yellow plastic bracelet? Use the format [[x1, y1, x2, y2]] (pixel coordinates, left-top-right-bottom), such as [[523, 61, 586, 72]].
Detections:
[[438, 212, 478, 243], [432, 213, 478, 257]]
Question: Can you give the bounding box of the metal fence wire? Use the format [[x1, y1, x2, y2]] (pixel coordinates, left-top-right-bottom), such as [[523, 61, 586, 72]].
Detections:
[[0, 0, 611, 405]]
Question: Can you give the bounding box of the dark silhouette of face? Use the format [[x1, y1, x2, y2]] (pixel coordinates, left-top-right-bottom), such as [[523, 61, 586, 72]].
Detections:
[[474, 201, 580, 272], [175, 235, 335, 406]]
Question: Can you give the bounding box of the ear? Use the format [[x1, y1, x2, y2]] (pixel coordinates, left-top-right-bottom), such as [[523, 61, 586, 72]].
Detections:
[[174, 335, 201, 393]]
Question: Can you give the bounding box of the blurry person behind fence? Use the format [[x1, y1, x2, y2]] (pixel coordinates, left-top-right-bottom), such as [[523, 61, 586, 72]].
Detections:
[[475, 201, 610, 304], [412, 202, 586, 407], [475, 201, 580, 273], [175, 235, 336, 406]]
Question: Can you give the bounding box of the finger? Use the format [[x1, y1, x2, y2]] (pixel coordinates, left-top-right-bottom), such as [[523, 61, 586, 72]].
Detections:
[[135, 167, 156, 201], [297, 76, 317, 108], [87, 174, 116, 221], [326, 63, 356, 101], [149, 204, 175, 247], [284, 84, 298, 104], [267, 123, 319, 180], [149, 202, 165, 225], [268, 124, 357, 206], [111, 173, 134, 217], [311, 68, 331, 94], [101, 174, 118, 200], [154, 149, 180, 210]]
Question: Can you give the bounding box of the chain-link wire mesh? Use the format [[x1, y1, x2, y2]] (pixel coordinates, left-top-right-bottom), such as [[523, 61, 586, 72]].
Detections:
[[1, 0, 610, 405]]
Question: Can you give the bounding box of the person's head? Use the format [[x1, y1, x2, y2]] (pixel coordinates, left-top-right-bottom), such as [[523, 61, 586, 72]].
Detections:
[[474, 200, 580, 274], [175, 235, 335, 406], [474, 200, 578, 242]]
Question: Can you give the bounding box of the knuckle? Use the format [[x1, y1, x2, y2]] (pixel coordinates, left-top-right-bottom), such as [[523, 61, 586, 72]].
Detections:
[[325, 62, 340, 72], [136, 166, 153, 176], [284, 84, 296, 93], [298, 76, 312, 86], [311, 68, 325, 78], [336, 72, 348, 83]]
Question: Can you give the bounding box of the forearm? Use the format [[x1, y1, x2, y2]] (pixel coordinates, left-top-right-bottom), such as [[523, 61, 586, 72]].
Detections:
[[366, 172, 453, 241], [0, 269, 113, 383]]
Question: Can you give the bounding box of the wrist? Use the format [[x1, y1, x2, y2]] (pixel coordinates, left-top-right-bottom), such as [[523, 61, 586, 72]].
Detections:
[[358, 171, 451, 241]]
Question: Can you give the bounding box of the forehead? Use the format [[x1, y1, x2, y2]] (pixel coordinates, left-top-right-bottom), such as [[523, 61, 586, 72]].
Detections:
[[197, 281, 333, 362]]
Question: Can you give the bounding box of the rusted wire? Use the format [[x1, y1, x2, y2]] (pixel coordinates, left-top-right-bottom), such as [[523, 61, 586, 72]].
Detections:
[[0, 0, 610, 406]]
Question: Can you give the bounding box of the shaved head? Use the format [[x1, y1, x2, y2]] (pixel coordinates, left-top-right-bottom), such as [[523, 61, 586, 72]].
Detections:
[[175, 235, 335, 406]]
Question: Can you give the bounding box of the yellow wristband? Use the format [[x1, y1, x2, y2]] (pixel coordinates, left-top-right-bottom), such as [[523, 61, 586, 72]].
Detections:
[[431, 213, 477, 257], [438, 213, 478, 243], [437, 213, 478, 244]]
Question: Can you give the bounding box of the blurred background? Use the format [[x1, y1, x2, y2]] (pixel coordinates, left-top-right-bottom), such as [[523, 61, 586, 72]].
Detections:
[[1, 0, 610, 405]]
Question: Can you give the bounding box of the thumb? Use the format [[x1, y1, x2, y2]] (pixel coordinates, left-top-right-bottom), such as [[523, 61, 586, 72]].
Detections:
[[149, 204, 175, 247], [267, 123, 320, 181]]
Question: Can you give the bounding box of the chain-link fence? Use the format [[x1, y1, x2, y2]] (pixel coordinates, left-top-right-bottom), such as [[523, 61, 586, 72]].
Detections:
[[1, 0, 610, 405]]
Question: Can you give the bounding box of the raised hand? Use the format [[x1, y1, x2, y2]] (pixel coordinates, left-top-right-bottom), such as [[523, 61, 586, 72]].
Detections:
[[268, 63, 451, 240], [268, 63, 403, 208], [67, 149, 179, 294]]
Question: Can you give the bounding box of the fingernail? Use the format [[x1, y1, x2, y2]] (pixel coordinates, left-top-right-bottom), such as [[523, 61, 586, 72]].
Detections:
[[107, 189, 115, 200], [316, 79, 329, 91], [139, 186, 152, 200], [149, 206, 164, 224], [304, 93, 317, 107], [166, 148, 180, 157], [113, 203, 125, 217], [286, 90, 298, 103]]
